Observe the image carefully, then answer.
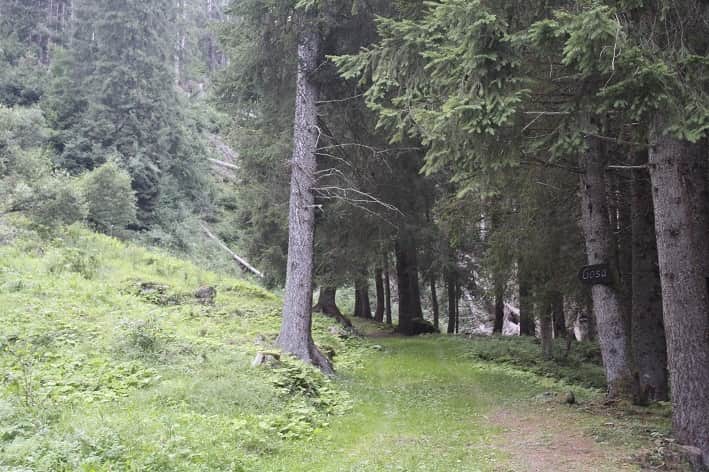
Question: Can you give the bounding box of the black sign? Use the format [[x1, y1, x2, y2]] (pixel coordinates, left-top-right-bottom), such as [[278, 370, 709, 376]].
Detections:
[[578, 264, 612, 285]]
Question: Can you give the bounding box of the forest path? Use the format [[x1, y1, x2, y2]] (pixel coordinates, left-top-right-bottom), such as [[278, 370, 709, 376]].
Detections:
[[257, 336, 637, 471]]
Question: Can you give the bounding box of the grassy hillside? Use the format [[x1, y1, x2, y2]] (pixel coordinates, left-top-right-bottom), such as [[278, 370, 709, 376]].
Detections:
[[0, 222, 362, 471]]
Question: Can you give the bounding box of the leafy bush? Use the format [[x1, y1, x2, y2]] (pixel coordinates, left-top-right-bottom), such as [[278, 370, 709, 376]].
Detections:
[[81, 160, 137, 234], [24, 175, 88, 228], [114, 318, 172, 360]]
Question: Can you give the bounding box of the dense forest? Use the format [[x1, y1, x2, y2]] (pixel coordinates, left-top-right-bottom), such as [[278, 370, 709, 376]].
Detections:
[[0, 0, 708, 470]]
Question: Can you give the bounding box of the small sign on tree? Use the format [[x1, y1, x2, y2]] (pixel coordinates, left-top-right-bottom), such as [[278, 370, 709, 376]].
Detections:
[[578, 264, 612, 285]]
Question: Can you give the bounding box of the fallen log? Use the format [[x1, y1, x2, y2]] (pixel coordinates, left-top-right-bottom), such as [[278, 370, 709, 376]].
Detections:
[[200, 223, 264, 279]]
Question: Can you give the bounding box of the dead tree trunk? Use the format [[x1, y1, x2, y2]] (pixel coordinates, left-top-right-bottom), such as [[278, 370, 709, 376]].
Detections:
[[313, 286, 352, 328], [649, 122, 709, 463], [630, 152, 668, 402], [277, 14, 332, 374], [579, 128, 635, 399], [374, 268, 385, 322], [430, 276, 439, 331]]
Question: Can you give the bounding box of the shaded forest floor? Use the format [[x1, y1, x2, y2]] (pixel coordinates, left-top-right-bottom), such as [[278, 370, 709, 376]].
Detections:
[[0, 220, 685, 471], [259, 333, 674, 471]]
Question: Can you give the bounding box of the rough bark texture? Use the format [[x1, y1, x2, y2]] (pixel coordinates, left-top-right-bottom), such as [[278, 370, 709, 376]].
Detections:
[[430, 276, 439, 331], [354, 280, 372, 319], [374, 269, 385, 322], [630, 154, 668, 402], [454, 281, 460, 334], [493, 282, 504, 334], [395, 237, 424, 334], [313, 286, 352, 328], [277, 17, 332, 375], [616, 174, 634, 338], [384, 262, 392, 325], [519, 262, 535, 336], [649, 123, 709, 463], [539, 296, 553, 360], [551, 290, 566, 338], [446, 271, 456, 334], [579, 131, 635, 399]]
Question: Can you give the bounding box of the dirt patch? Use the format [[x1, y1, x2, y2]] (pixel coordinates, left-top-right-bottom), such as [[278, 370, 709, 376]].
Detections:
[[491, 407, 636, 472]]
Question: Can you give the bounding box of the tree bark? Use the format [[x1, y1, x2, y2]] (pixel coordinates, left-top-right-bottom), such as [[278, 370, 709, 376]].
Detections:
[[540, 294, 554, 360], [649, 122, 709, 463], [430, 276, 440, 331], [313, 286, 352, 328], [519, 261, 535, 336], [395, 236, 423, 334], [454, 280, 461, 334], [446, 270, 456, 334], [630, 152, 668, 402], [551, 290, 566, 338], [493, 282, 505, 334], [579, 128, 635, 399], [354, 279, 372, 319], [384, 253, 392, 325], [277, 14, 332, 374], [374, 268, 385, 322]]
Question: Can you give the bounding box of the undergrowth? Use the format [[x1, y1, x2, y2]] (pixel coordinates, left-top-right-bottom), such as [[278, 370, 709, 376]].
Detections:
[[460, 334, 606, 389], [0, 220, 359, 471]]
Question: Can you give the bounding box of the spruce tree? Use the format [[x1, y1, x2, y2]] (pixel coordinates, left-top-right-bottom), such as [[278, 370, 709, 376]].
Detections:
[[45, 0, 192, 225]]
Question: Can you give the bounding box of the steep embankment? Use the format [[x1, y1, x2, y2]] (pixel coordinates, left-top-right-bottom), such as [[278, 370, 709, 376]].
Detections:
[[0, 223, 674, 471]]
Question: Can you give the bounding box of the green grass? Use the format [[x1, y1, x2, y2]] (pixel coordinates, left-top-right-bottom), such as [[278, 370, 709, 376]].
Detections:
[[0, 223, 359, 471], [459, 335, 607, 389], [0, 222, 673, 471]]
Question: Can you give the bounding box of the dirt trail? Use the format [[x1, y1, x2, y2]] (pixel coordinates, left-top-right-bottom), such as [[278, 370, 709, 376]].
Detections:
[[258, 334, 642, 471], [491, 409, 636, 471]]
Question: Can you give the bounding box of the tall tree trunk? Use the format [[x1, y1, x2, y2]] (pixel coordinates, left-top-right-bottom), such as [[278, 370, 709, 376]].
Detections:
[[384, 254, 392, 325], [538, 292, 554, 360], [615, 173, 634, 338], [313, 286, 351, 328], [579, 129, 635, 399], [374, 268, 385, 322], [630, 152, 668, 402], [446, 271, 456, 334], [430, 276, 440, 331], [649, 122, 709, 462], [354, 279, 372, 319], [454, 280, 461, 334], [551, 290, 566, 338], [277, 14, 332, 374], [395, 236, 423, 334], [519, 261, 535, 336], [540, 294, 554, 360], [493, 281, 505, 334]]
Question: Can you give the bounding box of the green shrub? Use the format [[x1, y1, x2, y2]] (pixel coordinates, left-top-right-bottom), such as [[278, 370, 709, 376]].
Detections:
[[81, 160, 137, 234], [24, 175, 88, 228]]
